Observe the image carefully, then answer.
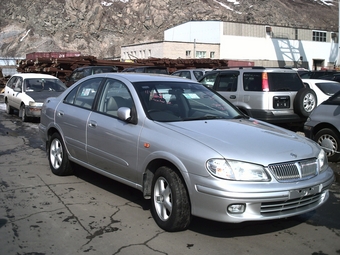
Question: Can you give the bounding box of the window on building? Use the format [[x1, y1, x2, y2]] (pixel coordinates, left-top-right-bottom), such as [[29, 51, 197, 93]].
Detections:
[[313, 31, 326, 42], [149, 50, 151, 57], [143, 50, 146, 58], [210, 52, 215, 59], [195, 51, 206, 58], [186, 50, 191, 57], [295, 29, 298, 40]]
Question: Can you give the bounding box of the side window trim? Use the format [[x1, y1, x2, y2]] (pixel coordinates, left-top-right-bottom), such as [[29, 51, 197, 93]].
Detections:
[[96, 78, 134, 118], [63, 77, 103, 110]]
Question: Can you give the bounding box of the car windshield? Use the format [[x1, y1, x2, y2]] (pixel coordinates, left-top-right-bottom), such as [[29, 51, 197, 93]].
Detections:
[[133, 81, 242, 122], [25, 78, 66, 92]]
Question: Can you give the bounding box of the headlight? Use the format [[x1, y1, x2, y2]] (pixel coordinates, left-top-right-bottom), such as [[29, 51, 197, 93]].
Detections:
[[318, 149, 328, 173], [29, 101, 43, 107], [206, 159, 270, 181]]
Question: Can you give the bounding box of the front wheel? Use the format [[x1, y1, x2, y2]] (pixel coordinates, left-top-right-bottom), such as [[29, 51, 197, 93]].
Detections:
[[315, 128, 340, 162], [48, 133, 73, 175], [151, 166, 191, 232], [20, 104, 28, 122]]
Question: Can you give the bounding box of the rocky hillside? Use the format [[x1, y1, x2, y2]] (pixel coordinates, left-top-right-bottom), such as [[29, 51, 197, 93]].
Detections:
[[0, 0, 338, 59]]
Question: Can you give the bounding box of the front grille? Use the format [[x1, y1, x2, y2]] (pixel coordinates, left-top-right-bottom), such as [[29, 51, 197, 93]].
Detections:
[[261, 193, 322, 214], [268, 159, 317, 182]]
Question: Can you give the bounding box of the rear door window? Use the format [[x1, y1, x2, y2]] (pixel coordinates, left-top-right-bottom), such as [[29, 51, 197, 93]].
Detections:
[[215, 73, 238, 91], [64, 78, 103, 109], [6, 76, 19, 89], [243, 73, 262, 91]]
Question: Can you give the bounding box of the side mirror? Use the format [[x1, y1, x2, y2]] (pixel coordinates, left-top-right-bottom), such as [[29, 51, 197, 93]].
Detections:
[[117, 107, 137, 124], [14, 87, 22, 92]]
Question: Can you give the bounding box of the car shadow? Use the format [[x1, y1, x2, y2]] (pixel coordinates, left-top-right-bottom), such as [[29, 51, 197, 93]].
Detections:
[[70, 163, 323, 236], [188, 213, 314, 237], [72, 163, 150, 211]]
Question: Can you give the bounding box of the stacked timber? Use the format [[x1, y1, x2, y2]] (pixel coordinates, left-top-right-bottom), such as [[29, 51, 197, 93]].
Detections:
[[16, 55, 253, 82]]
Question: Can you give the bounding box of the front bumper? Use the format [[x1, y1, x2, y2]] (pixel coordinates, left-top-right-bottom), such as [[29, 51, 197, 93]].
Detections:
[[189, 167, 335, 223], [25, 105, 43, 118], [248, 109, 306, 124]]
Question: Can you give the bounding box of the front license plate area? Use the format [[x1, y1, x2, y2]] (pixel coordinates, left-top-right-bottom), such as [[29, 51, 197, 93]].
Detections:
[[289, 185, 320, 199]]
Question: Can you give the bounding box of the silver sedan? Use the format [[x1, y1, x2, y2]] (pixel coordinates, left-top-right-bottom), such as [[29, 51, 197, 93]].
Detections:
[[39, 73, 335, 232]]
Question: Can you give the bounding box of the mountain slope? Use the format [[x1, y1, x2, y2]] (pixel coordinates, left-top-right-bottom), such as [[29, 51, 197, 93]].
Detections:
[[0, 0, 338, 58]]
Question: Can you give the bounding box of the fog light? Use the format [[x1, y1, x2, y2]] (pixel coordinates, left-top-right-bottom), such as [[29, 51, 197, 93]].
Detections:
[[227, 204, 246, 214]]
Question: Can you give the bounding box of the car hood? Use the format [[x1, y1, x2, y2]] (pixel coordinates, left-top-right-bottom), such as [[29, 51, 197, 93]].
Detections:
[[158, 118, 319, 165], [26, 91, 64, 102]]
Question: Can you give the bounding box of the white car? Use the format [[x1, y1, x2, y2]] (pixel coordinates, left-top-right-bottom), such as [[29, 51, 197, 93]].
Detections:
[[171, 69, 212, 81], [4, 73, 66, 121], [302, 78, 340, 107]]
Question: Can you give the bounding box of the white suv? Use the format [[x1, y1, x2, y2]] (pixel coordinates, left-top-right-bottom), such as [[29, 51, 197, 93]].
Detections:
[[199, 67, 316, 124]]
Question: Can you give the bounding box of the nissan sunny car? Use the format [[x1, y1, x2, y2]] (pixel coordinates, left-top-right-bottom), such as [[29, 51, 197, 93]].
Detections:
[[4, 73, 66, 121], [39, 73, 335, 232]]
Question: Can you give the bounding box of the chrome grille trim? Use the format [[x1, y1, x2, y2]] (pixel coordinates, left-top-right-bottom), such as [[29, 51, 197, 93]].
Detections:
[[268, 159, 318, 182], [261, 193, 322, 214]]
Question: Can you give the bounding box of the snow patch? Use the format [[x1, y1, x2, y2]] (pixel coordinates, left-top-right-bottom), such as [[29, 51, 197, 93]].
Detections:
[[214, 0, 242, 14], [101, 0, 129, 6]]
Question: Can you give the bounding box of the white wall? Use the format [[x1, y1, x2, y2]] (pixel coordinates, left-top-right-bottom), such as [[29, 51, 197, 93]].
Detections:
[[164, 21, 222, 43], [219, 35, 338, 69]]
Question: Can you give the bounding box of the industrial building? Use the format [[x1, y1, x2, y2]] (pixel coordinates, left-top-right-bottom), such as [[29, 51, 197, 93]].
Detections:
[[121, 21, 339, 70]]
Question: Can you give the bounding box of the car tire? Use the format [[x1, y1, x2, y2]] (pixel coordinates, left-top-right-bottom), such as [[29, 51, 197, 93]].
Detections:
[[48, 133, 73, 176], [5, 100, 14, 114], [151, 166, 191, 232], [294, 88, 317, 117], [315, 128, 340, 162], [20, 104, 28, 122]]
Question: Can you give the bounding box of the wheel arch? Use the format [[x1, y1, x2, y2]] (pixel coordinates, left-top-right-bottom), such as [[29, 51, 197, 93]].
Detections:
[[142, 158, 190, 202], [310, 122, 340, 138], [46, 127, 63, 151]]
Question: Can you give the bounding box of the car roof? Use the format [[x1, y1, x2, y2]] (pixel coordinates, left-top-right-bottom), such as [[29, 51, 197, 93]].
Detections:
[[173, 69, 212, 72], [94, 72, 199, 83], [207, 67, 298, 73], [75, 66, 116, 69], [302, 79, 340, 83], [12, 73, 59, 79]]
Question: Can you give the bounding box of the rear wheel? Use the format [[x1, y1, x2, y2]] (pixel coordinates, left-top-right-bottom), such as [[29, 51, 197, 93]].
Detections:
[[48, 133, 73, 175], [151, 166, 191, 232], [5, 100, 14, 114], [294, 88, 317, 117], [315, 128, 340, 162]]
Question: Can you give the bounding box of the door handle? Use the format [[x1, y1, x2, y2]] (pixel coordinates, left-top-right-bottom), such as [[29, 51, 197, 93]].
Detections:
[[57, 111, 64, 116], [230, 95, 236, 99], [88, 121, 97, 128]]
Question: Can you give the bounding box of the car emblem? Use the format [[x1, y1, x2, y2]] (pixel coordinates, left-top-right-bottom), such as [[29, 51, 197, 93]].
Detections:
[[290, 153, 297, 158]]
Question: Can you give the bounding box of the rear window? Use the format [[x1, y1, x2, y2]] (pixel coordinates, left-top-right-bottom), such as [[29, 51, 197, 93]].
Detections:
[[243, 72, 304, 91], [315, 82, 340, 96], [268, 73, 304, 91], [144, 67, 168, 74], [92, 67, 117, 74]]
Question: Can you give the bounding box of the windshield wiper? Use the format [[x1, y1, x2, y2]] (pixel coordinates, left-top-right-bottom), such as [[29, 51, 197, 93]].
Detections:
[[183, 115, 224, 121], [233, 114, 249, 119]]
